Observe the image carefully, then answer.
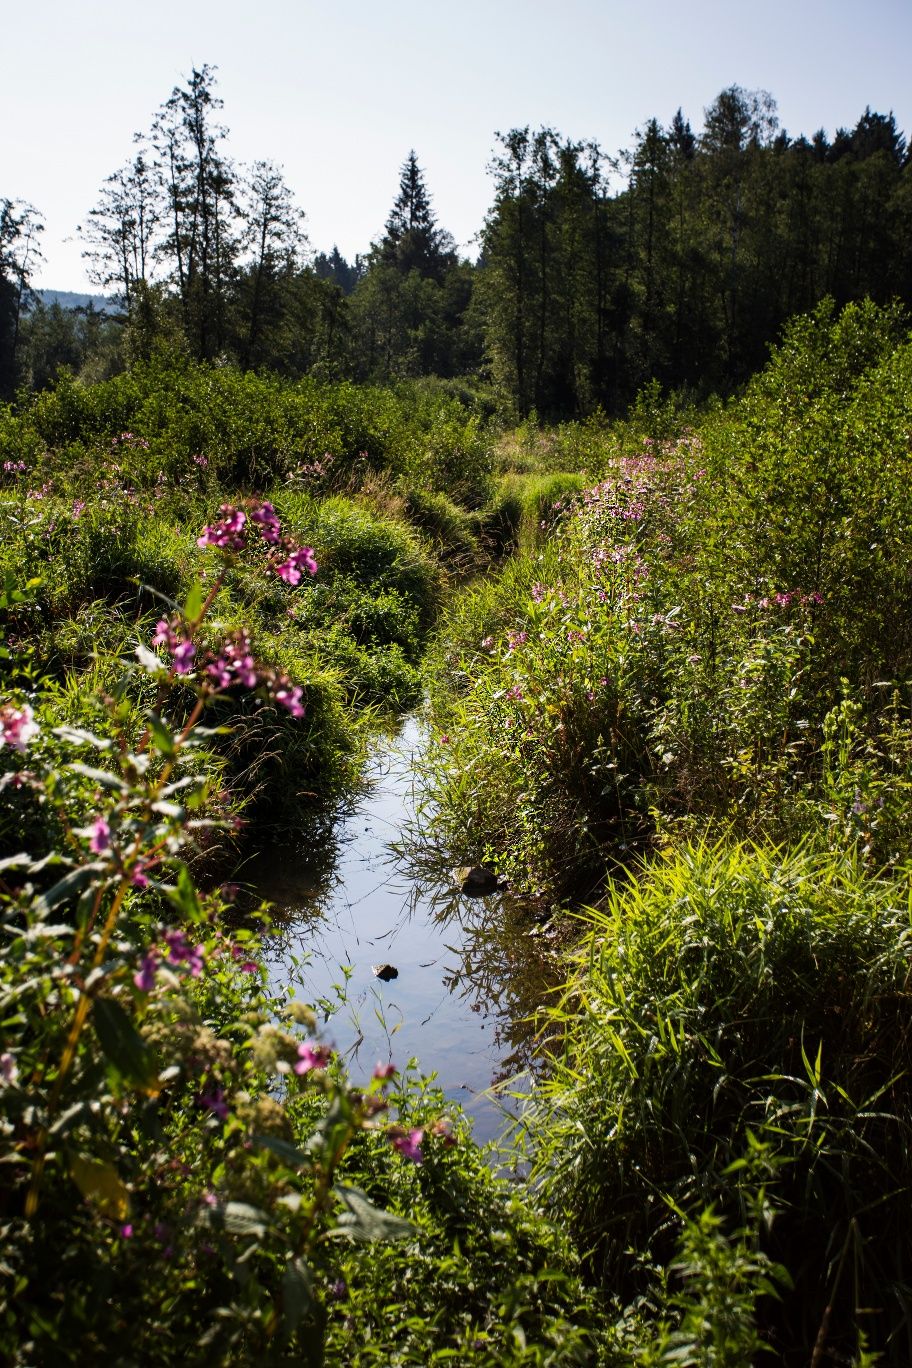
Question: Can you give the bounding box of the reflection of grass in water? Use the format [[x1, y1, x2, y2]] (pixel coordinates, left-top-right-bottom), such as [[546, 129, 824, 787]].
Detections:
[[239, 808, 345, 919], [394, 827, 568, 1082]]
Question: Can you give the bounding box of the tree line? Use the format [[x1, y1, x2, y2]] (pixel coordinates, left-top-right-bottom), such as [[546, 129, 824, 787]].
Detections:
[[3, 69, 910, 415]]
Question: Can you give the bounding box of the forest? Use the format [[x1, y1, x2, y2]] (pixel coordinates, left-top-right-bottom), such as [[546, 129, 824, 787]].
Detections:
[[2, 65, 912, 1366], [3, 67, 910, 409]]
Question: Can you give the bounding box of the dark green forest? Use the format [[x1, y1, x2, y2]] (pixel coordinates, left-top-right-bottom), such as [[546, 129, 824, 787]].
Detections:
[[2, 67, 910, 411]]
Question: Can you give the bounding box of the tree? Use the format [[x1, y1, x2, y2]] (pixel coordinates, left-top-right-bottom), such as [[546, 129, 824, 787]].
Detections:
[[378, 151, 454, 280], [0, 199, 44, 397], [313, 246, 359, 295], [151, 64, 237, 359], [80, 143, 159, 309], [235, 160, 307, 367]]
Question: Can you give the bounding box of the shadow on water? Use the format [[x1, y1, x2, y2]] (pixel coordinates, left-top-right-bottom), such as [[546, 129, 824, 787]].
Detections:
[[246, 713, 563, 1144]]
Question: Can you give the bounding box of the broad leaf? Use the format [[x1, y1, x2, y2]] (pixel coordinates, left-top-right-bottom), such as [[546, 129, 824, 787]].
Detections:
[[93, 997, 158, 1092], [70, 1154, 130, 1220], [333, 1184, 413, 1242]]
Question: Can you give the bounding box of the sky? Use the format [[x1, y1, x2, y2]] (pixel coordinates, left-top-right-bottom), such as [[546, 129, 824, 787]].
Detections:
[[4, 0, 911, 291]]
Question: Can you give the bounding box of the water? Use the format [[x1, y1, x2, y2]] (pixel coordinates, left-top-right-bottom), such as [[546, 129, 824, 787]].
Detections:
[[250, 714, 554, 1145]]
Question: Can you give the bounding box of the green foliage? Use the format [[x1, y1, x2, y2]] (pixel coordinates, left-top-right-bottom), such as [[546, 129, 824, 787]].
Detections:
[[13, 357, 492, 499], [0, 574, 595, 1365], [427, 301, 912, 899], [531, 842, 912, 1361]]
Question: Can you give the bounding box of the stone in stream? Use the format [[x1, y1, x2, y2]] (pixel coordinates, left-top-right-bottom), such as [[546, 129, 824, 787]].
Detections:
[[451, 864, 502, 898], [371, 963, 399, 982]]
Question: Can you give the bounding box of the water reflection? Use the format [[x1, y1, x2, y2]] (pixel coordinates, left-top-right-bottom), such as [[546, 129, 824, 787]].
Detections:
[[247, 714, 560, 1145]]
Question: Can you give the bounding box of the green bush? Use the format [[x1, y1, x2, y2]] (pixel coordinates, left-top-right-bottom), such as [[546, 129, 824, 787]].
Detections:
[[531, 841, 912, 1363]]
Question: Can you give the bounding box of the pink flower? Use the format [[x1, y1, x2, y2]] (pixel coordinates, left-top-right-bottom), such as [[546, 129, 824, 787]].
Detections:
[[275, 546, 318, 584], [0, 703, 38, 753], [163, 929, 205, 977], [133, 953, 157, 993], [172, 640, 196, 675], [274, 682, 305, 717], [120, 1223, 134, 1239], [373, 1061, 397, 1081], [198, 1086, 229, 1121], [152, 618, 176, 650], [0, 1052, 18, 1087], [89, 817, 111, 854], [294, 1041, 331, 1075], [231, 944, 259, 973], [391, 1127, 424, 1164], [431, 1116, 456, 1148], [197, 506, 247, 551], [251, 501, 281, 544], [207, 656, 233, 689]]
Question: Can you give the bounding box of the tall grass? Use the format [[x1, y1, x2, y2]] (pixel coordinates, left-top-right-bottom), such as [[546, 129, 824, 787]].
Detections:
[[529, 841, 912, 1362]]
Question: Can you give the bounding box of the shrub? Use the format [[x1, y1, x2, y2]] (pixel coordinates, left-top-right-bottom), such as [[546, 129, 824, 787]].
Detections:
[[530, 842, 912, 1363]]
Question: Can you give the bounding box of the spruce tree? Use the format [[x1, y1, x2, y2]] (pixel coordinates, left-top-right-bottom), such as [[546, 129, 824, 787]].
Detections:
[[379, 151, 453, 280]]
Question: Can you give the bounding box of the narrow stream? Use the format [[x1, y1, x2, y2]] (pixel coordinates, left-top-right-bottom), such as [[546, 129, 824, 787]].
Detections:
[[251, 714, 555, 1145]]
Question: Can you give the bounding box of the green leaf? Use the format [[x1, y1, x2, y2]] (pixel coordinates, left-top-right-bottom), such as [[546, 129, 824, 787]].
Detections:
[[183, 581, 204, 624], [92, 997, 158, 1092], [252, 1134, 311, 1169], [32, 864, 105, 919], [164, 864, 204, 923], [282, 1257, 314, 1336], [70, 1154, 130, 1220], [0, 853, 36, 874], [135, 643, 166, 675], [199, 1200, 270, 1239], [147, 712, 177, 758], [69, 762, 127, 792], [306, 1092, 354, 1159], [52, 725, 113, 751], [333, 1184, 413, 1242]]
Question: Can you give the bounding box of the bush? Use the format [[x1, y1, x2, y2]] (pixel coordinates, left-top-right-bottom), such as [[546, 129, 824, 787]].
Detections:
[[531, 841, 912, 1364]]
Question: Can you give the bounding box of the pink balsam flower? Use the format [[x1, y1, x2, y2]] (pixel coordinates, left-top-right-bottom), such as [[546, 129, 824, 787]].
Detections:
[[294, 1041, 331, 1075], [0, 703, 38, 753]]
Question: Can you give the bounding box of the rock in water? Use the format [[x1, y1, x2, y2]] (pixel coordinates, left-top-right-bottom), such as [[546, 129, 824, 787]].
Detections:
[[451, 864, 501, 897], [371, 963, 398, 982]]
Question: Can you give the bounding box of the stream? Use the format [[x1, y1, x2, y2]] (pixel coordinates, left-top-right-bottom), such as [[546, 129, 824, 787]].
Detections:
[[251, 714, 557, 1145]]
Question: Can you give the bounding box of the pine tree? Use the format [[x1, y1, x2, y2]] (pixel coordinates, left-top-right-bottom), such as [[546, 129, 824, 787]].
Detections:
[[379, 151, 453, 280]]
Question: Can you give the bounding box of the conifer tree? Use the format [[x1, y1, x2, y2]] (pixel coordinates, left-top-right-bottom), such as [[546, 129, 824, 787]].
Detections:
[[379, 151, 454, 280]]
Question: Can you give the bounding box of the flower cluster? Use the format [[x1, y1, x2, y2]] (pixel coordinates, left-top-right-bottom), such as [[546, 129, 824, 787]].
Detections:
[[294, 1040, 332, 1075], [196, 501, 319, 589], [0, 703, 38, 753], [151, 618, 305, 717], [197, 505, 248, 552], [2, 459, 26, 473], [731, 590, 825, 613], [390, 1126, 424, 1163], [152, 618, 196, 674], [276, 546, 318, 584], [110, 431, 149, 450], [207, 631, 258, 689], [133, 929, 207, 992]]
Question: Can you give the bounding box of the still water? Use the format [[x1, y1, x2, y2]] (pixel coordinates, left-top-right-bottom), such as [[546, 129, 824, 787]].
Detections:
[[251, 715, 554, 1145]]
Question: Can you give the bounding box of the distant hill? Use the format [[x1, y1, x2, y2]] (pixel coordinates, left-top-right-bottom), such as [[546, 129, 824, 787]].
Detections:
[[35, 290, 119, 314]]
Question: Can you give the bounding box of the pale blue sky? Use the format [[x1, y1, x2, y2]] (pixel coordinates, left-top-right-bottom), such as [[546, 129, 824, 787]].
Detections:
[[5, 0, 910, 289]]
